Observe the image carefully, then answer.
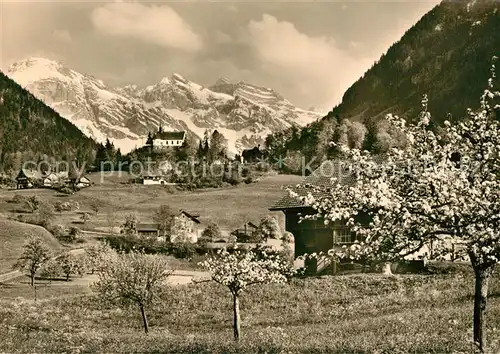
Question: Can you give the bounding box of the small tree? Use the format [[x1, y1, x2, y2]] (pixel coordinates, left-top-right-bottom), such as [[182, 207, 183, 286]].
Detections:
[[199, 222, 222, 244], [201, 248, 293, 340], [24, 195, 41, 213], [13, 236, 51, 286], [153, 205, 175, 236], [85, 243, 117, 274], [257, 215, 282, 241], [57, 252, 77, 281], [40, 259, 61, 283], [80, 212, 90, 225], [92, 251, 172, 333], [37, 201, 55, 227], [89, 199, 101, 215], [106, 211, 117, 233], [121, 214, 138, 235], [68, 226, 81, 240]]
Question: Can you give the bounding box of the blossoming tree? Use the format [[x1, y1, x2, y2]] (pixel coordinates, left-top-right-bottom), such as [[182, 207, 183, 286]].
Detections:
[[200, 248, 293, 340], [298, 61, 500, 352], [14, 235, 51, 287], [92, 250, 171, 333]]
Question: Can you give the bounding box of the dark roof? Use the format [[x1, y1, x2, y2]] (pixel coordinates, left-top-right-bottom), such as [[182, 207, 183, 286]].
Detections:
[[17, 169, 43, 180], [137, 223, 160, 232], [269, 160, 358, 211], [153, 131, 185, 140], [180, 210, 201, 223]]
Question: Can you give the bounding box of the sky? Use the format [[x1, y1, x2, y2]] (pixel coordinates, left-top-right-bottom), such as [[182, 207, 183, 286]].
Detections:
[[0, 0, 441, 112]]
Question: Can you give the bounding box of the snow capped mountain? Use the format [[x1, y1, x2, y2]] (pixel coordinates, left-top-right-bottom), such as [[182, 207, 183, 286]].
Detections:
[[7, 57, 321, 154]]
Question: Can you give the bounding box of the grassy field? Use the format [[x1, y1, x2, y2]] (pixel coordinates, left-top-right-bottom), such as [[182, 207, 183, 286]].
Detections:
[[1, 272, 500, 353], [0, 219, 64, 272], [0, 173, 301, 235]]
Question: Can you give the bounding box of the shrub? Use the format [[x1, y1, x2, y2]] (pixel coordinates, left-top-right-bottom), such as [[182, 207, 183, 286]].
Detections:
[[58, 186, 74, 195], [11, 194, 26, 204], [68, 226, 81, 239], [171, 242, 197, 259], [37, 201, 55, 227], [24, 195, 41, 213], [54, 201, 79, 212], [48, 224, 66, 239]]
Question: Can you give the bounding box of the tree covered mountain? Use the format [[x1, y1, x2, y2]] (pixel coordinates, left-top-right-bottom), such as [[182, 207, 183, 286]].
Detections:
[[265, 0, 500, 167], [0, 71, 97, 175]]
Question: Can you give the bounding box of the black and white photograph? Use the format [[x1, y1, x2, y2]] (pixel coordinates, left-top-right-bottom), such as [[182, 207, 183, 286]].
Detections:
[[0, 0, 499, 352]]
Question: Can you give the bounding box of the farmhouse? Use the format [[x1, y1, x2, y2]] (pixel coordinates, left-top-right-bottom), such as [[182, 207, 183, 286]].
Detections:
[[42, 171, 68, 188], [269, 160, 368, 274], [137, 210, 202, 243], [16, 169, 43, 189], [241, 145, 265, 163], [139, 175, 167, 185], [137, 223, 167, 238]]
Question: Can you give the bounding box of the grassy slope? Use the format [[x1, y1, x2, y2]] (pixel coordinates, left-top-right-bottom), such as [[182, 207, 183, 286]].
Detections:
[[0, 219, 63, 272], [0, 273, 499, 353], [0, 174, 302, 233]]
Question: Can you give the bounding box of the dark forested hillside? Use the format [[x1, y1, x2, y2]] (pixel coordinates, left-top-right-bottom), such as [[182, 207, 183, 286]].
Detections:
[[0, 71, 97, 174], [264, 0, 500, 169], [328, 0, 500, 125]]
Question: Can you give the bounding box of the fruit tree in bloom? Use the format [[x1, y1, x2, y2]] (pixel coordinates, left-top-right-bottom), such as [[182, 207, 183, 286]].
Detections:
[[296, 60, 500, 352], [200, 247, 294, 340]]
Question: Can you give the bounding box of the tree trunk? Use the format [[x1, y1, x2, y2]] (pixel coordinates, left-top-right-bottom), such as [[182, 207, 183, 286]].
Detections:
[[473, 266, 494, 352], [30, 272, 35, 287], [381, 262, 392, 275], [140, 304, 149, 334], [233, 293, 241, 341]]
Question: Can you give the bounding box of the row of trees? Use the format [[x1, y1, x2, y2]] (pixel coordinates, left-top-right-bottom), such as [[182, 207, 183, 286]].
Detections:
[[13, 236, 86, 287]]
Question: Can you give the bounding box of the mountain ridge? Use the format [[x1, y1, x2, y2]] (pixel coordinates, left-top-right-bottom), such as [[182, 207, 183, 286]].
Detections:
[[7, 57, 321, 154]]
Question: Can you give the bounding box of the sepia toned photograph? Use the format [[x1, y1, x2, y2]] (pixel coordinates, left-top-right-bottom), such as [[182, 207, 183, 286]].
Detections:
[[0, 0, 499, 352]]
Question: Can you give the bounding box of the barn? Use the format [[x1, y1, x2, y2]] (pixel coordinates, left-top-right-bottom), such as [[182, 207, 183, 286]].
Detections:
[[269, 160, 370, 274]]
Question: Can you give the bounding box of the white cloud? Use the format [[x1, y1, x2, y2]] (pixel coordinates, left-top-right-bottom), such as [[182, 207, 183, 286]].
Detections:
[[247, 14, 371, 110], [90, 2, 202, 52], [52, 29, 72, 44]]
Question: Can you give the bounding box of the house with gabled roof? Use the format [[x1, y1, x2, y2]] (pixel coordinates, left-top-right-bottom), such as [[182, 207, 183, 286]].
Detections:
[[269, 160, 368, 274], [43, 171, 68, 188], [136, 210, 202, 243], [148, 125, 186, 150], [16, 169, 43, 189]]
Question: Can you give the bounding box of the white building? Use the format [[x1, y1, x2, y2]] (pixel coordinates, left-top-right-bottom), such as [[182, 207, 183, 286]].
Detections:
[[140, 175, 167, 185], [151, 131, 186, 149]]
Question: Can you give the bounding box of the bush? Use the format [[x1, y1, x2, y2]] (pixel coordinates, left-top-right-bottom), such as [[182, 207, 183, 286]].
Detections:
[[48, 224, 66, 239], [58, 186, 74, 195], [11, 194, 26, 204], [24, 195, 41, 213], [171, 242, 197, 259], [54, 201, 79, 212]]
